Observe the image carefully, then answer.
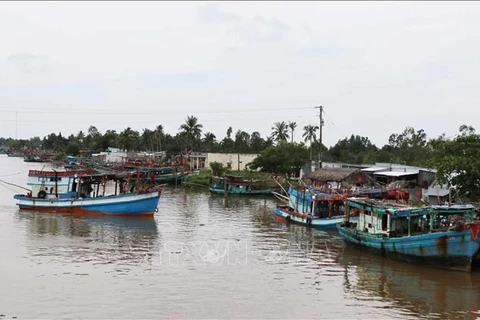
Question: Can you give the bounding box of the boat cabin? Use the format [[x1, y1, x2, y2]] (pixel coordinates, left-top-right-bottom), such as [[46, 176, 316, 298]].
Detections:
[[26, 170, 94, 199], [344, 198, 478, 237], [289, 185, 347, 218], [26, 170, 144, 200]]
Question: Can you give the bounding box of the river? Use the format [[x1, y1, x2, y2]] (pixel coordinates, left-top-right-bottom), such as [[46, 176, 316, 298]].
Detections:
[[0, 155, 479, 319]]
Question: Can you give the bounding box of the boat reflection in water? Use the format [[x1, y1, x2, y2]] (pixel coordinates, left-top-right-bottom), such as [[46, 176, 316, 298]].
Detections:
[[16, 210, 160, 268], [337, 247, 480, 320]]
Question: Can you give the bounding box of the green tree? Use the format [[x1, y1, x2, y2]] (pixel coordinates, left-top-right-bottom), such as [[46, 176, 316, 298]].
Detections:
[[234, 130, 250, 153], [329, 135, 378, 164], [100, 130, 119, 151], [179, 115, 203, 150], [302, 124, 318, 161], [429, 125, 480, 200], [248, 142, 309, 176], [387, 126, 428, 165], [271, 121, 289, 144], [250, 131, 266, 153], [119, 127, 140, 151], [155, 125, 164, 152], [288, 121, 297, 143], [202, 132, 217, 152], [210, 161, 226, 177]]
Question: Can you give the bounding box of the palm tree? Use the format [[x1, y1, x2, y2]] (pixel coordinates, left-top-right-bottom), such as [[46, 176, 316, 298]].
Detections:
[[119, 127, 140, 151], [288, 121, 297, 143], [203, 132, 217, 151], [226, 126, 233, 139], [179, 115, 203, 150], [271, 121, 289, 143], [156, 124, 164, 152], [302, 124, 319, 160]]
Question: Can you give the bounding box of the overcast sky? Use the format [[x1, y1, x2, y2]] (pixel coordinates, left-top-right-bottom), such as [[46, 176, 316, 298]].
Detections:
[[1, 1, 479, 147]]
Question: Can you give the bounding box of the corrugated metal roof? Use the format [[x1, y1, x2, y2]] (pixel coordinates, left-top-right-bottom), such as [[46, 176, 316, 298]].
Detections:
[[374, 170, 419, 177], [427, 185, 450, 197], [361, 166, 389, 172]]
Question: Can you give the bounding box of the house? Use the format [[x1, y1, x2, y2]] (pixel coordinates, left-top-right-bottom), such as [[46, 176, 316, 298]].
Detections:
[[308, 167, 374, 191], [186, 152, 259, 171], [427, 183, 451, 205]]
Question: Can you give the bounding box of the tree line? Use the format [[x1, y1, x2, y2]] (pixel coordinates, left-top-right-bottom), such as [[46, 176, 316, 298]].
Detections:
[[0, 116, 470, 168], [2, 117, 480, 200]]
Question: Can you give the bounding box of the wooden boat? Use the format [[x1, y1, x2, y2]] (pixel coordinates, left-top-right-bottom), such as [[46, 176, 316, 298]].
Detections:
[[139, 166, 190, 185], [13, 169, 164, 216], [209, 175, 278, 195], [274, 185, 354, 228], [24, 155, 50, 163], [337, 198, 480, 272]]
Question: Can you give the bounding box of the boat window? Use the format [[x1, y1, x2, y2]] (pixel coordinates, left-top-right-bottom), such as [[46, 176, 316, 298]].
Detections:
[[315, 202, 329, 218], [49, 177, 62, 182], [332, 201, 345, 216]]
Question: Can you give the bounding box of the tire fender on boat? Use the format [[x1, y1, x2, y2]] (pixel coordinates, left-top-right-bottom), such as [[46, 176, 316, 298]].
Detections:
[[306, 218, 312, 226], [37, 190, 47, 199], [154, 207, 159, 213], [285, 215, 291, 223]]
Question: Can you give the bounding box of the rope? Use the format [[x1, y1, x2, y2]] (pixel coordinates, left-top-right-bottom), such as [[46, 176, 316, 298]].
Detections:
[[0, 179, 31, 192], [0, 170, 28, 178], [0, 181, 20, 193]]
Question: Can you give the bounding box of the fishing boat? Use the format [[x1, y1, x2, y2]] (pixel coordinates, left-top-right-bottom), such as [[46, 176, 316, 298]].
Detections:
[[141, 166, 190, 185], [274, 185, 353, 228], [13, 169, 163, 216], [209, 174, 279, 195], [337, 198, 480, 272]]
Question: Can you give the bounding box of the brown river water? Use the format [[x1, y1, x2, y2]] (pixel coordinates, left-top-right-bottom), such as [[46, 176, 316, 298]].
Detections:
[[0, 154, 479, 319]]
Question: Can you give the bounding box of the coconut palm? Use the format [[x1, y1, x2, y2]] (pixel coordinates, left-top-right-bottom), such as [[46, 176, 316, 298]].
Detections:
[[119, 127, 140, 151], [271, 121, 289, 143], [179, 115, 203, 150], [155, 124, 164, 152], [288, 121, 297, 143], [203, 132, 217, 152], [302, 124, 319, 160]]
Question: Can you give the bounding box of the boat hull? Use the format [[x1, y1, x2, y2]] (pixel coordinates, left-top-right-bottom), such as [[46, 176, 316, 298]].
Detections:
[[337, 225, 480, 272], [274, 206, 346, 228], [209, 187, 273, 195], [14, 191, 161, 216]]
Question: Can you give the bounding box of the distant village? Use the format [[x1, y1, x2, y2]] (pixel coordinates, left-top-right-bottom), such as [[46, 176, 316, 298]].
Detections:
[[0, 144, 451, 206]]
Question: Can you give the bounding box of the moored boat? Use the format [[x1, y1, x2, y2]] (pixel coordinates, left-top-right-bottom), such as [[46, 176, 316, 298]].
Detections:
[[140, 166, 190, 185], [13, 169, 164, 216], [337, 198, 480, 272], [274, 185, 354, 228], [209, 174, 279, 195]]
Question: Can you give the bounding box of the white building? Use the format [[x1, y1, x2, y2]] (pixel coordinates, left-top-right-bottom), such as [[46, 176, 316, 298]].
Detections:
[[188, 152, 259, 171]]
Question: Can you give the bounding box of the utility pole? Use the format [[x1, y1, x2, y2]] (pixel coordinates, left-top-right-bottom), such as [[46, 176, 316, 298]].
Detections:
[[314, 106, 324, 169], [15, 111, 18, 140]]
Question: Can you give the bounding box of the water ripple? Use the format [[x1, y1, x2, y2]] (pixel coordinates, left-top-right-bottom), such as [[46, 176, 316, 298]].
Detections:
[[0, 161, 480, 319]]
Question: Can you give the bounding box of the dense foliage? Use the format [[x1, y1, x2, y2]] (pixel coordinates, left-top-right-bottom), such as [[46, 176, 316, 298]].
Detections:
[[247, 142, 310, 176], [2, 116, 479, 198], [427, 125, 480, 200]]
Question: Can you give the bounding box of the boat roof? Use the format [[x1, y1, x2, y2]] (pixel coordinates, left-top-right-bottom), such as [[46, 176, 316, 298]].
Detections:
[[347, 197, 431, 216], [28, 169, 94, 177], [431, 204, 477, 212]]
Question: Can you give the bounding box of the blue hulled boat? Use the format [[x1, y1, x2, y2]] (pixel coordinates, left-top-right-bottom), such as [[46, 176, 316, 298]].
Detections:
[[337, 198, 480, 272], [274, 185, 353, 228], [14, 169, 164, 216]]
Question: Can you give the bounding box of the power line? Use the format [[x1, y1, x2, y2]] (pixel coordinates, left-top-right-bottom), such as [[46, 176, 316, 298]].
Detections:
[[0, 106, 313, 115]]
